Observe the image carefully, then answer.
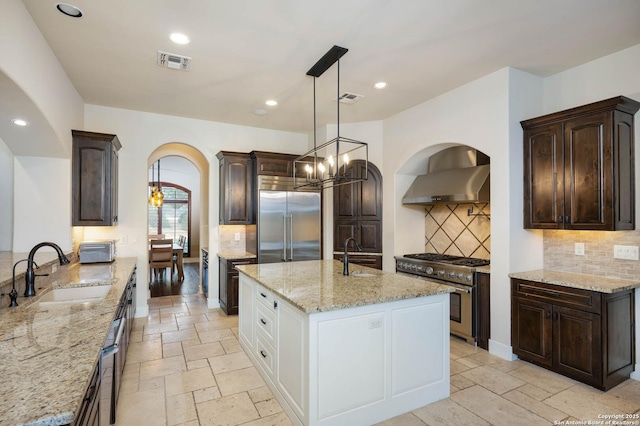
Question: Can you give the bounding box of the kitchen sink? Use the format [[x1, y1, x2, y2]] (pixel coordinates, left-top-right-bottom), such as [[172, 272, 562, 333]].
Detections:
[[38, 285, 112, 305]]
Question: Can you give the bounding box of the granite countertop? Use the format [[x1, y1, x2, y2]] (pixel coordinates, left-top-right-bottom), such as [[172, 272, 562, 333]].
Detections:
[[236, 259, 454, 314], [0, 250, 75, 288], [509, 269, 640, 293], [0, 257, 137, 426], [217, 251, 257, 261], [476, 265, 490, 274]]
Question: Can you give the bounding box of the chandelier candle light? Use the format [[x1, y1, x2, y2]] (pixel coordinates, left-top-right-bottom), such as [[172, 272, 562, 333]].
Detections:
[[149, 159, 164, 207], [294, 45, 368, 190]]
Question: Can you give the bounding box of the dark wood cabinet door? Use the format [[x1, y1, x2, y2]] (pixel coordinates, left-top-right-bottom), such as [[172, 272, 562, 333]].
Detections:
[[218, 152, 254, 225], [564, 112, 611, 230], [358, 221, 382, 253], [72, 130, 121, 226], [333, 160, 383, 253], [229, 273, 240, 314], [553, 305, 601, 387], [219, 258, 229, 312], [512, 297, 552, 367], [523, 123, 563, 229]]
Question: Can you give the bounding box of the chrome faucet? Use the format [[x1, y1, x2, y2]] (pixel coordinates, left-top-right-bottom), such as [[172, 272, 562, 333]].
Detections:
[[24, 242, 70, 297], [343, 237, 363, 276]]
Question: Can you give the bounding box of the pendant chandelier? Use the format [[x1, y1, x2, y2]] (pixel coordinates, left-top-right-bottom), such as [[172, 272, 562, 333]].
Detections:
[[149, 159, 164, 207], [294, 45, 368, 190]]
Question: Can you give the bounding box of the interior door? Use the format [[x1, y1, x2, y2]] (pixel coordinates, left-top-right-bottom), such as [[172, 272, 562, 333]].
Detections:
[[287, 190, 321, 261], [259, 190, 287, 263]]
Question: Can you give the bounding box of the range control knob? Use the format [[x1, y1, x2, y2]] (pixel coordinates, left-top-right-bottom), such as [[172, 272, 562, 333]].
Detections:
[[448, 271, 456, 278], [465, 274, 473, 282], [437, 270, 445, 276], [424, 267, 434, 275], [456, 273, 464, 279]]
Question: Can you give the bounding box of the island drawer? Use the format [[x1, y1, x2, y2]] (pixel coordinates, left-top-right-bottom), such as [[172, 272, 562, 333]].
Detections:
[[255, 333, 276, 379], [256, 284, 276, 310], [256, 302, 276, 345], [511, 279, 602, 314]]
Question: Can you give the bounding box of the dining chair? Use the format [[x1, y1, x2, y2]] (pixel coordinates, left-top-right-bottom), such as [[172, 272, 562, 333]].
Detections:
[[149, 238, 174, 283], [148, 234, 165, 240]]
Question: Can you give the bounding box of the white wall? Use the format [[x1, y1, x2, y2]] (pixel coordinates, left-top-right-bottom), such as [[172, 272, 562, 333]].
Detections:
[[83, 104, 308, 315], [0, 138, 14, 251], [0, 0, 83, 158], [13, 157, 72, 253]]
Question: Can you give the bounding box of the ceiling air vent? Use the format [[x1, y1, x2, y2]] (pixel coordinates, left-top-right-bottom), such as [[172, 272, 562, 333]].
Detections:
[[157, 51, 191, 71], [338, 92, 364, 104]]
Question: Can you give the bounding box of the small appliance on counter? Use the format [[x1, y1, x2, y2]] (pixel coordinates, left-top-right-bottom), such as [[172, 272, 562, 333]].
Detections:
[[79, 240, 117, 264]]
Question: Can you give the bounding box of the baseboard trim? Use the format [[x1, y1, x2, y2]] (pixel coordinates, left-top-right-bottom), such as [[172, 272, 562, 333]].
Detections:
[[488, 339, 518, 361], [135, 305, 149, 318], [207, 297, 220, 309], [630, 365, 640, 381]]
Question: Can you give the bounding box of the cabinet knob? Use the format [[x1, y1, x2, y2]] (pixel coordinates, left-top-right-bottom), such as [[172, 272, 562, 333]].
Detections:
[[260, 318, 267, 325], [545, 311, 551, 318], [260, 350, 267, 358]]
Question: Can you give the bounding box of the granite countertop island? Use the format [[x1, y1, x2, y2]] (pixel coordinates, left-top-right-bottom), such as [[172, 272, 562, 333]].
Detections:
[[0, 257, 137, 426], [236, 259, 454, 313], [236, 259, 453, 425], [509, 269, 640, 293]]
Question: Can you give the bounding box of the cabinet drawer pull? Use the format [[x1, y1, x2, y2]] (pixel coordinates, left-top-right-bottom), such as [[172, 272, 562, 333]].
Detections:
[[260, 318, 267, 325], [274, 301, 278, 309], [545, 311, 551, 318], [260, 350, 267, 358], [260, 292, 267, 298], [553, 312, 559, 320]]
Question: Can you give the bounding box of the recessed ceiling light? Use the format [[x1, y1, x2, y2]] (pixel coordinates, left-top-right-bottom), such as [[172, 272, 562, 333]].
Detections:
[[265, 100, 278, 107], [170, 33, 190, 45], [374, 82, 388, 89], [254, 109, 267, 115], [56, 3, 83, 18], [12, 119, 29, 127]]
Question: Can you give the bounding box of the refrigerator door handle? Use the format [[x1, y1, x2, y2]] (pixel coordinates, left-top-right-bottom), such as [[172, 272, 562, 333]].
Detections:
[[282, 215, 287, 261], [288, 214, 294, 261]]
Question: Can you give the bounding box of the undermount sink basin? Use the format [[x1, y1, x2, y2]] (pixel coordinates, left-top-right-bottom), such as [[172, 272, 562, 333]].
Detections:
[[38, 285, 112, 305], [350, 271, 378, 278]]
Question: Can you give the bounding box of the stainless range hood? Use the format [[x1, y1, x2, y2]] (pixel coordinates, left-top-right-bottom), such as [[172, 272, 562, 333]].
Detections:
[[402, 146, 490, 205]]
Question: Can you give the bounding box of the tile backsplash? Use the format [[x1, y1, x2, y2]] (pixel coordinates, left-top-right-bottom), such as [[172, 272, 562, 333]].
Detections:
[[544, 229, 640, 280], [218, 225, 248, 253], [424, 203, 490, 259]]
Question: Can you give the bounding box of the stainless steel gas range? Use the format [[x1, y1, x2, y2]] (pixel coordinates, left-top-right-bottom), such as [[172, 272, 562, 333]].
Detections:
[[395, 253, 490, 345]]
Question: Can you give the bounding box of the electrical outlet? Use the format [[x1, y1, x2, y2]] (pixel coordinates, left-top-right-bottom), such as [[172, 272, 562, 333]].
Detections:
[[234, 232, 241, 241], [613, 245, 639, 260], [51, 264, 57, 274], [121, 235, 128, 244], [574, 243, 585, 256]]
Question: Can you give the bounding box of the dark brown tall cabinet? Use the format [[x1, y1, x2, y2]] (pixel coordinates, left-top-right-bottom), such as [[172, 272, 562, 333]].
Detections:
[[72, 130, 121, 226], [217, 151, 254, 225], [511, 278, 635, 391], [521, 96, 640, 230], [333, 160, 383, 267]]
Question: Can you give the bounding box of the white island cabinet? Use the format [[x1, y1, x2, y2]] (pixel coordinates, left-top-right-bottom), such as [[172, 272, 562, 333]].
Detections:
[[237, 260, 452, 426]]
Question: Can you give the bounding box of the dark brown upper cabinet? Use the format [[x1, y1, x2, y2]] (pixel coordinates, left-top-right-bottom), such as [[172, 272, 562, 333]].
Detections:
[[521, 96, 640, 230], [217, 151, 254, 225], [72, 130, 121, 226], [333, 160, 383, 253]]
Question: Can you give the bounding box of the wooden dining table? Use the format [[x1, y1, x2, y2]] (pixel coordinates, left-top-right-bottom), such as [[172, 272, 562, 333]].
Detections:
[[149, 242, 184, 282]]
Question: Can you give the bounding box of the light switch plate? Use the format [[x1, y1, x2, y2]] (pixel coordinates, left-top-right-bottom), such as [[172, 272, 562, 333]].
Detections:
[[574, 243, 585, 256], [613, 245, 639, 260]]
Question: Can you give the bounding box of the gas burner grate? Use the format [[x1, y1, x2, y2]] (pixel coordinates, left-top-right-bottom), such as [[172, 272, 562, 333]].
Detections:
[[403, 253, 490, 267]]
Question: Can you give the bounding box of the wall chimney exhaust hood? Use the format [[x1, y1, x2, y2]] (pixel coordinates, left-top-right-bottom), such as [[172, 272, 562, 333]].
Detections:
[[402, 146, 490, 205]]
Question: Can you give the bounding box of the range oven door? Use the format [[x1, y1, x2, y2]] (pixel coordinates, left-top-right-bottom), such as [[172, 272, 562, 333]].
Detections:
[[447, 282, 475, 345]]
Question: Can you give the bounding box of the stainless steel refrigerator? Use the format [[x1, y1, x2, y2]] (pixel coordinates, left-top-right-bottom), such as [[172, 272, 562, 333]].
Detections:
[[257, 176, 321, 263]]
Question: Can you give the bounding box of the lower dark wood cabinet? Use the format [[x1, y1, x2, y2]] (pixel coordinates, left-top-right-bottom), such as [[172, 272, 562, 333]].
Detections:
[[475, 272, 490, 350], [219, 257, 258, 315], [73, 361, 100, 426], [333, 254, 382, 270], [511, 278, 635, 390]]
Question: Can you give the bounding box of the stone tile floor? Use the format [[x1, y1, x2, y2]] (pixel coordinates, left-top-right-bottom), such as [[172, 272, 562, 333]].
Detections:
[[116, 294, 640, 425]]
